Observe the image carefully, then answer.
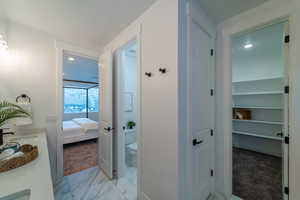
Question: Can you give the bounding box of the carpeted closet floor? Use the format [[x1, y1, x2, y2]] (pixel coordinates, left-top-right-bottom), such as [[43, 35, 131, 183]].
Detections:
[[233, 147, 282, 200], [63, 139, 98, 176]]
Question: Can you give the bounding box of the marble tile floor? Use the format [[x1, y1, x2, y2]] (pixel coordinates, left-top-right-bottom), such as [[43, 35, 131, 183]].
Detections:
[[210, 195, 243, 200], [115, 167, 137, 200], [55, 167, 136, 200], [116, 143, 138, 200]]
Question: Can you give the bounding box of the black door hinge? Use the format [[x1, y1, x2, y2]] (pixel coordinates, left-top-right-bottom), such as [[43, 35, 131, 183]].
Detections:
[[284, 86, 290, 94], [284, 186, 289, 195], [210, 169, 214, 177], [210, 49, 214, 56], [210, 129, 214, 136], [285, 35, 290, 43], [210, 89, 214, 96], [285, 136, 290, 144]]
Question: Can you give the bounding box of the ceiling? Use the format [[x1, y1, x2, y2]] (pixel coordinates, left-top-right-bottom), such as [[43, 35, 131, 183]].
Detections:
[[63, 52, 98, 88], [0, 0, 271, 50], [0, 0, 156, 50], [232, 22, 285, 82], [197, 0, 270, 24]]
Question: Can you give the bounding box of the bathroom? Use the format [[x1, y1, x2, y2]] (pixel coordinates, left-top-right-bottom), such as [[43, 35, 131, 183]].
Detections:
[[114, 40, 138, 199]]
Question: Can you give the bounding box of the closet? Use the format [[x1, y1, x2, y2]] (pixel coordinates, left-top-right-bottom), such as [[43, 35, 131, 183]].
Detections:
[[231, 21, 288, 200]]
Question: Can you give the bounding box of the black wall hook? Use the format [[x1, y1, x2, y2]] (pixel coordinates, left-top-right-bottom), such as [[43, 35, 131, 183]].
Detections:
[[145, 72, 152, 77], [158, 68, 167, 74]]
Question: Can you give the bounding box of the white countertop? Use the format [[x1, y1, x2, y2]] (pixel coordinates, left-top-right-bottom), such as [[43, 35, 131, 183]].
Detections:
[[0, 132, 54, 200]]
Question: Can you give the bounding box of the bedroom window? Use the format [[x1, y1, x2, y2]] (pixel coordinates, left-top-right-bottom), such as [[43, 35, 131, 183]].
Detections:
[[88, 87, 99, 112], [64, 88, 87, 113], [64, 87, 99, 113]]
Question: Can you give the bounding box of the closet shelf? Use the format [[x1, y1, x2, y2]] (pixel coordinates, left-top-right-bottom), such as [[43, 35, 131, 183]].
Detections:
[[232, 91, 283, 96], [232, 77, 283, 84], [232, 119, 283, 125], [233, 131, 283, 141], [233, 106, 283, 110]]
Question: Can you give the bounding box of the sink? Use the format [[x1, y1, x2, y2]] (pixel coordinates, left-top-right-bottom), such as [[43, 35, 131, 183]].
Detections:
[[0, 190, 31, 200]]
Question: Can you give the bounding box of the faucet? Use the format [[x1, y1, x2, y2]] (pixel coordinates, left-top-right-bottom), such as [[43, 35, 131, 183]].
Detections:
[[0, 129, 15, 146]]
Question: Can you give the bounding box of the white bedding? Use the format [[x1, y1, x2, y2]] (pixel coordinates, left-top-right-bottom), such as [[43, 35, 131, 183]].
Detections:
[[72, 118, 98, 131], [63, 121, 84, 137], [62, 120, 99, 144]]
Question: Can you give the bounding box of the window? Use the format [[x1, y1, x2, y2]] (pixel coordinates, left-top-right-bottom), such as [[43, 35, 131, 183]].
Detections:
[[88, 87, 99, 112], [64, 88, 87, 113], [64, 87, 99, 113]]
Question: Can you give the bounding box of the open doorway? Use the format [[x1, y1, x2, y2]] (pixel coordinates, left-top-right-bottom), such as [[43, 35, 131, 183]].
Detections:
[[114, 40, 138, 200], [231, 21, 289, 200], [62, 51, 99, 176]]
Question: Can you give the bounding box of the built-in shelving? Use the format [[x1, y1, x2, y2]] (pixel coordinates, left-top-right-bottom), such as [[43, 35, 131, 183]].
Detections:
[[232, 91, 283, 96], [233, 106, 282, 110], [233, 131, 282, 141], [232, 119, 282, 125], [232, 77, 283, 84], [232, 77, 284, 156]]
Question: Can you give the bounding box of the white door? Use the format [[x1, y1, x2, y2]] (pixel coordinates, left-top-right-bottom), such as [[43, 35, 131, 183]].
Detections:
[[188, 18, 214, 200], [99, 50, 114, 179]]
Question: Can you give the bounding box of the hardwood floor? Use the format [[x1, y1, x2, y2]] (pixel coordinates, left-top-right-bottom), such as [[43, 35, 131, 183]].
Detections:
[[63, 139, 98, 176]]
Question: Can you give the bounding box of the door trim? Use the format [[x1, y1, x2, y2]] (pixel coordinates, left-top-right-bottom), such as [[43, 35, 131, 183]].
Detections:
[[217, 17, 291, 199], [104, 24, 142, 198], [55, 41, 99, 183], [114, 38, 138, 178]]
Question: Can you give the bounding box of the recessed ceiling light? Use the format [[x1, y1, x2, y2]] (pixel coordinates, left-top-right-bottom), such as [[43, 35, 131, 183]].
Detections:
[[68, 57, 75, 61], [244, 43, 253, 49]]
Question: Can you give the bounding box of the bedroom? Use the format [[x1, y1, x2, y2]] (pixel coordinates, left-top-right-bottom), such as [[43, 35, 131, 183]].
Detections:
[[61, 51, 99, 175]]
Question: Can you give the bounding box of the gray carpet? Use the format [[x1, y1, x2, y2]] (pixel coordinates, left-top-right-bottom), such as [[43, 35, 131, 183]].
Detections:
[[233, 147, 282, 200]]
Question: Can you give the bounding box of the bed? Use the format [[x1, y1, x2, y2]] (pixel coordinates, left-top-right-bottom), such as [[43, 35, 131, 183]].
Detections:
[[62, 118, 99, 144]]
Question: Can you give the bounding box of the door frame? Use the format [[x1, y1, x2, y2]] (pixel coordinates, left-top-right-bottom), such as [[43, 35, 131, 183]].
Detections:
[[55, 41, 99, 183], [114, 39, 138, 178], [217, 17, 291, 199], [101, 25, 142, 197]]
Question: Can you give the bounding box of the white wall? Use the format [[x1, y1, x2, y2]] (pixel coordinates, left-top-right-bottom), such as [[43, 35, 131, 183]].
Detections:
[[0, 19, 57, 128], [101, 0, 179, 199], [0, 19, 99, 184], [215, 0, 300, 199], [0, 19, 59, 182]]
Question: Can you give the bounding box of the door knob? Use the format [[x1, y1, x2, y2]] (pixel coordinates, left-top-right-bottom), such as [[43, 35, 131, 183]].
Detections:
[[104, 127, 114, 132], [277, 132, 283, 137], [193, 139, 203, 146]]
